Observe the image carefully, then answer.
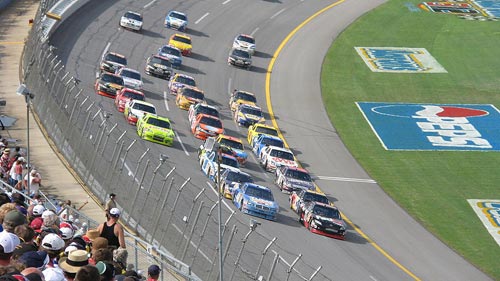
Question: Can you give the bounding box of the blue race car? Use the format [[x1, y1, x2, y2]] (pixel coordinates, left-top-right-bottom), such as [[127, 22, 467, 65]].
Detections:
[[232, 183, 279, 221], [165, 11, 188, 31], [251, 134, 284, 156], [158, 45, 183, 69], [200, 150, 240, 182], [219, 169, 254, 199]]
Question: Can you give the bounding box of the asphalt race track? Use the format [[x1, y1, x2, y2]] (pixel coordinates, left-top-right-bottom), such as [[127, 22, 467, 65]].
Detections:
[[49, 0, 492, 280]]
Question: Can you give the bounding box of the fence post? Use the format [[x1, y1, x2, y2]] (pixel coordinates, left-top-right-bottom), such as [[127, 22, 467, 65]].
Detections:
[[229, 225, 257, 281], [86, 119, 107, 182], [180, 201, 204, 261], [151, 176, 175, 244], [175, 188, 205, 255], [160, 178, 190, 246], [285, 254, 302, 281], [131, 148, 150, 183], [127, 158, 150, 227], [100, 123, 117, 155], [266, 252, 280, 281], [255, 237, 277, 279], [307, 266, 322, 281], [190, 202, 217, 267]]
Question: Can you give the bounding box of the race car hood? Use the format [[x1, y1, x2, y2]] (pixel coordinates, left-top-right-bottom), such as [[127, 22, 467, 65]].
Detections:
[[121, 17, 142, 27], [171, 41, 191, 50], [232, 149, 248, 159], [145, 125, 172, 134], [240, 113, 264, 122], [102, 82, 123, 90], [102, 61, 124, 69], [219, 164, 239, 172], [199, 123, 223, 134], [130, 109, 149, 118], [287, 178, 314, 190], [161, 53, 182, 63], [236, 100, 256, 107], [248, 197, 277, 209], [271, 157, 297, 167], [151, 62, 169, 69], [235, 41, 255, 50], [315, 215, 346, 227], [122, 77, 142, 88], [171, 82, 187, 89], [168, 17, 187, 26]]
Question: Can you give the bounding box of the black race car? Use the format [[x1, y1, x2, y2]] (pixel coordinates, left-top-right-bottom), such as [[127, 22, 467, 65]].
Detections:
[[145, 54, 173, 79]]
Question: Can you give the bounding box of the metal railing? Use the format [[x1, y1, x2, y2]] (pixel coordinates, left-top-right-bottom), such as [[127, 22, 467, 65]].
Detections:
[[20, 0, 331, 280]]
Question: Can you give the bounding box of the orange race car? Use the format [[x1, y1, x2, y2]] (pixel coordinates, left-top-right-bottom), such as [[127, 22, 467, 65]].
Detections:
[[191, 114, 224, 140]]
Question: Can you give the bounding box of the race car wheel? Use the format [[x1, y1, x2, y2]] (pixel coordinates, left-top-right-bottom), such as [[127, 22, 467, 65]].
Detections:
[[239, 200, 243, 211], [298, 211, 303, 224], [140, 128, 145, 138], [307, 219, 312, 231]]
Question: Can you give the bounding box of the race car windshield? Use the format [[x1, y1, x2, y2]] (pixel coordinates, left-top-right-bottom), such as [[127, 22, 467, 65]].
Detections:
[[270, 150, 294, 160], [314, 205, 340, 219], [255, 127, 278, 136], [221, 157, 238, 168], [198, 106, 219, 118], [201, 117, 222, 128], [232, 49, 250, 58], [133, 103, 156, 114], [235, 92, 256, 103], [102, 74, 124, 85], [105, 53, 127, 65], [226, 171, 253, 183], [176, 76, 196, 86], [123, 91, 144, 101], [262, 138, 283, 148], [125, 12, 142, 21], [171, 12, 187, 21], [286, 170, 312, 182], [147, 118, 171, 129], [182, 88, 204, 100], [241, 107, 262, 116], [219, 138, 243, 150], [173, 35, 191, 44], [246, 186, 274, 201], [151, 56, 172, 67], [237, 35, 254, 44], [160, 46, 181, 57], [303, 193, 329, 205], [121, 70, 141, 80]]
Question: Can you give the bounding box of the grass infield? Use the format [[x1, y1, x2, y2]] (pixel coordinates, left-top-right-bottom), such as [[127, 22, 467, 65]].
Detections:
[[321, 0, 500, 279]]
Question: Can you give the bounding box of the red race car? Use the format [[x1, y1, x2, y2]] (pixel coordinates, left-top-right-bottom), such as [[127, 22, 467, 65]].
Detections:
[[114, 88, 145, 112]]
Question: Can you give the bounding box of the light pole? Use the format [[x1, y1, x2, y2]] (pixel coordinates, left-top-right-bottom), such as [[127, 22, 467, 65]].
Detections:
[[16, 84, 34, 196], [216, 145, 223, 281]]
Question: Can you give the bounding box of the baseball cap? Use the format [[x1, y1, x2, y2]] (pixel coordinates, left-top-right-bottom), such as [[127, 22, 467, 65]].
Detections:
[[3, 210, 27, 231], [148, 265, 161, 276], [32, 205, 46, 216], [17, 157, 25, 162], [60, 227, 74, 240], [96, 261, 115, 279], [109, 208, 120, 217], [42, 267, 65, 281], [19, 250, 49, 269], [29, 217, 43, 233], [41, 233, 65, 251], [0, 231, 20, 254]]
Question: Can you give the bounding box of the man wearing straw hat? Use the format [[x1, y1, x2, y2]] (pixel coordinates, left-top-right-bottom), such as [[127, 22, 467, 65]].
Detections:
[[58, 249, 89, 281]]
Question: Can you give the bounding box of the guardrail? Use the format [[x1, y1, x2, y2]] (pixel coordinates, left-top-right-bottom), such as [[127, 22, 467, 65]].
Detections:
[[21, 0, 331, 280]]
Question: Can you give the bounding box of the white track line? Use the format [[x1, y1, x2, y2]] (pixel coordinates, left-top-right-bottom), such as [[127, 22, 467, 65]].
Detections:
[[270, 8, 286, 19], [251, 27, 259, 37], [123, 161, 145, 189], [143, 0, 157, 8], [175, 133, 190, 156], [163, 91, 169, 111], [227, 78, 232, 96], [195, 13, 209, 24], [222, 0, 231, 4], [316, 176, 376, 184], [101, 42, 111, 60]]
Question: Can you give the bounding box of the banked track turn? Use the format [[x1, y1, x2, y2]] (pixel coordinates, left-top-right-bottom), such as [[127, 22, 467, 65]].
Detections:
[[49, 0, 492, 280]]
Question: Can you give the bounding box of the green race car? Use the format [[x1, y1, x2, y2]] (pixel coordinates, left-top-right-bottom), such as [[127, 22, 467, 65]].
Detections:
[[136, 114, 174, 146]]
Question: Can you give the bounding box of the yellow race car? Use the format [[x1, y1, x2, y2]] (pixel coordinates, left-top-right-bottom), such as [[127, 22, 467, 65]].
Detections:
[[168, 33, 192, 56], [229, 90, 257, 112], [247, 123, 280, 146], [175, 86, 205, 110]]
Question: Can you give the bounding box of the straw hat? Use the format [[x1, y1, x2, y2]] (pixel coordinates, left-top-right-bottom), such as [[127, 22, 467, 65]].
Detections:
[[85, 229, 100, 242], [58, 249, 89, 273]]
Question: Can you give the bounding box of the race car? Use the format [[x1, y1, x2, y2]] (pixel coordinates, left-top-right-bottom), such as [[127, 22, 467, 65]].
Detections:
[[247, 123, 279, 146], [168, 33, 192, 56], [188, 103, 219, 124], [191, 114, 224, 140], [100, 52, 127, 73], [228, 48, 252, 70], [251, 134, 284, 157], [219, 169, 253, 199], [124, 100, 157, 125], [232, 183, 278, 221], [233, 34, 256, 55], [136, 114, 174, 146], [216, 134, 247, 165], [290, 189, 330, 215], [120, 11, 143, 31], [275, 166, 314, 193], [229, 90, 257, 112], [165, 10, 188, 31], [95, 72, 124, 98], [145, 54, 173, 79], [157, 45, 183, 69], [259, 145, 298, 172], [115, 67, 143, 90], [200, 149, 240, 182], [168, 73, 196, 95], [300, 201, 346, 240], [234, 104, 265, 127], [114, 88, 145, 112], [175, 86, 205, 110]]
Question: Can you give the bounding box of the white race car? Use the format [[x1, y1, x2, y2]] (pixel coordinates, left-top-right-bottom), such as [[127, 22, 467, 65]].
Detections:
[[116, 67, 143, 91], [259, 145, 298, 172], [233, 34, 256, 55], [120, 11, 143, 31]]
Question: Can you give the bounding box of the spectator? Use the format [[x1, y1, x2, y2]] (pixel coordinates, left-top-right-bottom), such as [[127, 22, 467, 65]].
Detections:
[[14, 224, 35, 244], [2, 210, 27, 233], [0, 149, 11, 180], [24, 169, 42, 197], [96, 261, 115, 281], [104, 194, 116, 216], [39, 233, 65, 269], [42, 267, 65, 281], [29, 204, 45, 222], [74, 265, 99, 281], [92, 248, 113, 265], [21, 267, 45, 281], [40, 210, 59, 235], [97, 208, 125, 249], [18, 250, 49, 270], [0, 193, 10, 207], [8, 158, 24, 189], [146, 265, 160, 281], [88, 237, 108, 265], [0, 203, 17, 229], [10, 193, 28, 216], [0, 230, 21, 266], [58, 249, 90, 281], [112, 248, 128, 275]]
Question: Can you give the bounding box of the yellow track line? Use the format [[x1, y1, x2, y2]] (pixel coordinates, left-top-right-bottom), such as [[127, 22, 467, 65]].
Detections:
[[264, 1, 421, 280]]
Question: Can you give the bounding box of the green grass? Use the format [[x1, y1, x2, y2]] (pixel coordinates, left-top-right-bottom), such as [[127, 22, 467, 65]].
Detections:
[[321, 0, 500, 279]]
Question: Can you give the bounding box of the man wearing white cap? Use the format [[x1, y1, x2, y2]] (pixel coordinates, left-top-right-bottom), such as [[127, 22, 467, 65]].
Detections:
[[0, 230, 20, 266], [97, 208, 126, 249]]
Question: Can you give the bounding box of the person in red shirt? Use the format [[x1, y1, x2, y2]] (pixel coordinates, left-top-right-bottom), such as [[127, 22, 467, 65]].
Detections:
[[146, 265, 160, 281]]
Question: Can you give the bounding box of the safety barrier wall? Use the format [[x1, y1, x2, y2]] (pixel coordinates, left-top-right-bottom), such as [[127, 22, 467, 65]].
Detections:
[[21, 1, 331, 280]]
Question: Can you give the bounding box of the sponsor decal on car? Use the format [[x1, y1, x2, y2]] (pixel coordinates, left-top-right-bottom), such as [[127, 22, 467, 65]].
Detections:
[[355, 47, 447, 73], [357, 102, 500, 151], [468, 199, 500, 247]]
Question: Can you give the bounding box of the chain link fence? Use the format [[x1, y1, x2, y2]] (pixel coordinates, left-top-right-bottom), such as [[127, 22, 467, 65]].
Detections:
[[20, 1, 332, 280]]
